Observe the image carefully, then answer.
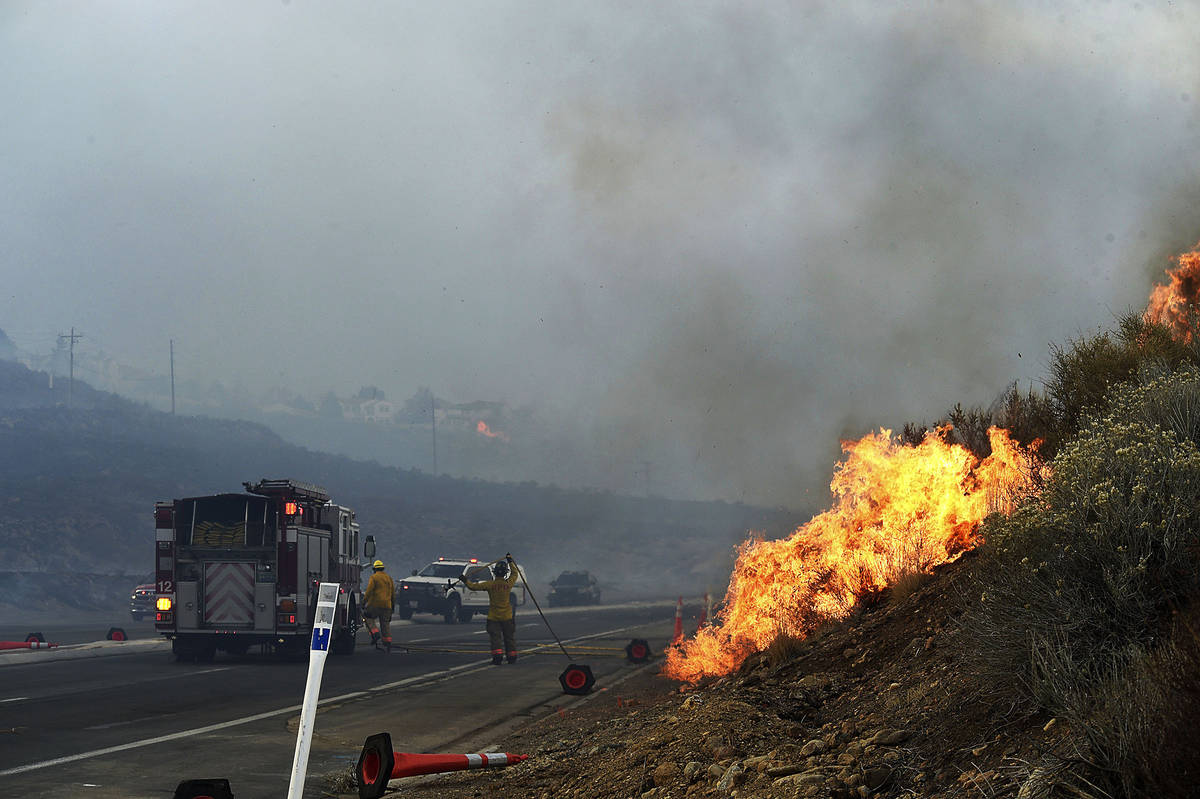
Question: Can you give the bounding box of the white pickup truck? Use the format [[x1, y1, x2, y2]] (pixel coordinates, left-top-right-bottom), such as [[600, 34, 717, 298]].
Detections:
[[395, 557, 527, 623]]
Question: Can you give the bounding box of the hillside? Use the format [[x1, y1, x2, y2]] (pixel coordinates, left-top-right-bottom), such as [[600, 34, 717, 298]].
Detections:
[[387, 553, 1059, 799], [384, 547, 1198, 799], [362, 309, 1200, 799], [0, 360, 798, 606]]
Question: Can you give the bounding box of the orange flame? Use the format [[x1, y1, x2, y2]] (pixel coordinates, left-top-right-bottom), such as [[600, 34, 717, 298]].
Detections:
[[1146, 243, 1200, 342], [663, 426, 1037, 684], [476, 420, 510, 441]]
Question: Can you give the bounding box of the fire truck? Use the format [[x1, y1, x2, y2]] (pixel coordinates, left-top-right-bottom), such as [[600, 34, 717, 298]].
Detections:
[[153, 479, 373, 661]]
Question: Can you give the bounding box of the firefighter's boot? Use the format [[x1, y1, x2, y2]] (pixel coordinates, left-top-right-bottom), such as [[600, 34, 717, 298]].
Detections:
[[507, 653, 518, 664], [384, 637, 392, 654], [492, 653, 503, 666], [369, 631, 380, 646]]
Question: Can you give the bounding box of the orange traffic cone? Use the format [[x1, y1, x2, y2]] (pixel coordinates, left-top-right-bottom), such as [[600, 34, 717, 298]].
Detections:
[[696, 591, 709, 632], [0, 641, 57, 651], [356, 732, 527, 799], [671, 596, 683, 644]]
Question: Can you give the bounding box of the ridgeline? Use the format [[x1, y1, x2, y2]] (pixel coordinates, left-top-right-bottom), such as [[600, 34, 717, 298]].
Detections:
[[0, 359, 797, 607]]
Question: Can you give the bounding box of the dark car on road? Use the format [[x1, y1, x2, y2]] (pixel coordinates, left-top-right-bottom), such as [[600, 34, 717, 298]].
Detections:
[[129, 583, 155, 621], [548, 570, 600, 607]]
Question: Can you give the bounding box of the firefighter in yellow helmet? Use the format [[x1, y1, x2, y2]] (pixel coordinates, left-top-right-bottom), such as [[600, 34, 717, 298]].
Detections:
[[460, 553, 520, 665], [363, 559, 395, 653]]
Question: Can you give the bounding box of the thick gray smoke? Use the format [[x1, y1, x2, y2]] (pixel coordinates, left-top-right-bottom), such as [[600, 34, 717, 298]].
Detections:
[[3, 2, 1199, 506]]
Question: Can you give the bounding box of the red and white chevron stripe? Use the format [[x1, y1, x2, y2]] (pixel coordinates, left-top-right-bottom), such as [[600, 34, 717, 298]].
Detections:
[[204, 562, 255, 624]]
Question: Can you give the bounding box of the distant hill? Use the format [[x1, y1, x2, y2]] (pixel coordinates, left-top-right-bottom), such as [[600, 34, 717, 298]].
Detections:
[[0, 360, 798, 600]]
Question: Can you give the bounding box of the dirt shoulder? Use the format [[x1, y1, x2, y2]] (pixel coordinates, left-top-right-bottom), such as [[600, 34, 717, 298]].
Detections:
[[348, 554, 1069, 799]]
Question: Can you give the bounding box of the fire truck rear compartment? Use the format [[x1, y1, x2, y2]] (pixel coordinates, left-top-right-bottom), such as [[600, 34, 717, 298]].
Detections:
[[157, 480, 367, 660]]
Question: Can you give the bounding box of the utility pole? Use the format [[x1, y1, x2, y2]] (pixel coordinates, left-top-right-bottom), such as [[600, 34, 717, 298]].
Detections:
[[430, 392, 438, 477], [170, 339, 176, 415], [58, 327, 82, 408]]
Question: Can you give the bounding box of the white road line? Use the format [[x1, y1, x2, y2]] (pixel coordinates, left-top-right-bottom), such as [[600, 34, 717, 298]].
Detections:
[[2, 666, 233, 705], [85, 714, 178, 732], [0, 620, 661, 777], [0, 690, 365, 777]]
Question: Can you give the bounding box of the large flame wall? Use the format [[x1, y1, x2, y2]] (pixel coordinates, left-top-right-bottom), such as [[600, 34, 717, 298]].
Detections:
[[664, 426, 1031, 684]]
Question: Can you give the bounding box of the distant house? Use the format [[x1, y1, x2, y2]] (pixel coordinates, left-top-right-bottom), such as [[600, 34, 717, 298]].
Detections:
[[360, 398, 397, 424]]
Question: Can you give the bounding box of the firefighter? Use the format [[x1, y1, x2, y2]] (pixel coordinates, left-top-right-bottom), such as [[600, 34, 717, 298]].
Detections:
[[461, 553, 520, 665], [363, 559, 395, 653]]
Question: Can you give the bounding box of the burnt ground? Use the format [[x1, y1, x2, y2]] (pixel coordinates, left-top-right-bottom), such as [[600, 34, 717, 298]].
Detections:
[[327, 552, 1073, 799]]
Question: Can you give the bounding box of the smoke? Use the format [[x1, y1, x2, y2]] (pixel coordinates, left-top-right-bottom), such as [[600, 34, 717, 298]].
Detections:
[[536, 1, 1200, 504], [4, 2, 1200, 506]]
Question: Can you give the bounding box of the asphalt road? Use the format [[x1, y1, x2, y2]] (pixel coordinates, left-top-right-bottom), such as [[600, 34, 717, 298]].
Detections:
[[0, 600, 683, 798], [0, 619, 161, 647]]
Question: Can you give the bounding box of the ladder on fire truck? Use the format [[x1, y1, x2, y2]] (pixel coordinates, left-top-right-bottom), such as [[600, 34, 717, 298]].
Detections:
[[243, 479, 330, 503]]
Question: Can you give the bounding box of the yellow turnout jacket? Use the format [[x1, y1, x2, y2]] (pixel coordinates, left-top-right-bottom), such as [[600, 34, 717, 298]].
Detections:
[[364, 570, 395, 611], [464, 565, 520, 621]]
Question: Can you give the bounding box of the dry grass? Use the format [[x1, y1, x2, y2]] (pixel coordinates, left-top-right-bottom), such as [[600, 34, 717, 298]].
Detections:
[[890, 569, 932, 602], [1081, 603, 1200, 798], [763, 632, 808, 670]]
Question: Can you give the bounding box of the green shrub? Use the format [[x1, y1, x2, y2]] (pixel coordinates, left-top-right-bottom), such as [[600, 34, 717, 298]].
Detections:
[[1042, 312, 1200, 457], [966, 365, 1200, 796]]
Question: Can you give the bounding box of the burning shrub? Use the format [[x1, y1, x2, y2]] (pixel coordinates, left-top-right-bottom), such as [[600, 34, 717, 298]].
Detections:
[[966, 365, 1200, 795], [903, 386, 1055, 470], [663, 426, 1037, 684]]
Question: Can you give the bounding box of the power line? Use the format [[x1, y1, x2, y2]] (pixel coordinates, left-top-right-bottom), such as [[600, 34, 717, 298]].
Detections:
[[431, 392, 438, 477], [58, 327, 82, 408]]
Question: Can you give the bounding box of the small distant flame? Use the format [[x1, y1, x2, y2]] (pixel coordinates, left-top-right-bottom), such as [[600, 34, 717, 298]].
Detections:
[[1146, 243, 1200, 341], [663, 426, 1038, 684], [476, 420, 510, 441]]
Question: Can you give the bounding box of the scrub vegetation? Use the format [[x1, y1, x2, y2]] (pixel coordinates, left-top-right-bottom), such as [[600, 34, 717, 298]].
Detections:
[[941, 314, 1200, 797]]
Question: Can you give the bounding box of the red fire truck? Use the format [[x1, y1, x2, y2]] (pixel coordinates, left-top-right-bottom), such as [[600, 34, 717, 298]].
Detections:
[[153, 479, 373, 661]]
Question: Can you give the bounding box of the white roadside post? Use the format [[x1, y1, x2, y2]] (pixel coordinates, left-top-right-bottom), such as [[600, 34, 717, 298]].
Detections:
[[287, 582, 340, 799]]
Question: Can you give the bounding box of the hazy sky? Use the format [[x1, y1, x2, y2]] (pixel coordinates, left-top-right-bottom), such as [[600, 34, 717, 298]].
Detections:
[[4, 1, 1200, 504]]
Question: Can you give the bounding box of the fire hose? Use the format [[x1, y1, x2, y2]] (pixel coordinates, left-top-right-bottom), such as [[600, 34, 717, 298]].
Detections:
[[449, 554, 574, 659], [510, 553, 573, 660], [507, 553, 604, 694], [395, 643, 628, 656], [429, 555, 650, 689], [465, 554, 601, 694]]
